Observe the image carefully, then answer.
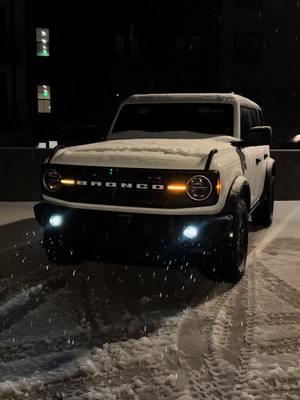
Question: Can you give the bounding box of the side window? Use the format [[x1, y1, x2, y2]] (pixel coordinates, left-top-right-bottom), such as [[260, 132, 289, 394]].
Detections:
[[258, 110, 264, 125], [241, 107, 260, 139], [248, 108, 259, 127], [240, 107, 250, 139]]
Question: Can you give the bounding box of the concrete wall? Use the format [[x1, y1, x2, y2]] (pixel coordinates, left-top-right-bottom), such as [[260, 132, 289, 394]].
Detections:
[[0, 148, 299, 201], [0, 148, 50, 201], [271, 150, 300, 201]]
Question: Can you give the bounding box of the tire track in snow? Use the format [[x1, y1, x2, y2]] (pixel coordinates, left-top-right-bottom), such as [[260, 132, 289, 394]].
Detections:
[[0, 277, 69, 334], [248, 202, 300, 262], [255, 336, 300, 355], [231, 262, 257, 399], [0, 285, 45, 332], [0, 349, 84, 382], [0, 264, 94, 383], [231, 258, 300, 397], [183, 205, 300, 400], [185, 262, 256, 400], [179, 282, 243, 399], [1, 203, 300, 399], [257, 312, 300, 326], [230, 206, 300, 398], [180, 224, 269, 400], [259, 261, 300, 309], [0, 333, 92, 363], [205, 284, 247, 399], [186, 257, 300, 399], [0, 260, 223, 399], [24, 222, 299, 399]]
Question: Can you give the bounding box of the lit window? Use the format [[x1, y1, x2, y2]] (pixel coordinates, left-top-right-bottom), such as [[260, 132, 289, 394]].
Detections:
[[36, 28, 50, 57], [37, 85, 51, 113]]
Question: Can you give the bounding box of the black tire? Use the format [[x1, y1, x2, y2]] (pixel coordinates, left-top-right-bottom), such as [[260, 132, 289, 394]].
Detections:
[[202, 199, 248, 283], [220, 199, 248, 283], [251, 174, 275, 228], [43, 230, 81, 265]]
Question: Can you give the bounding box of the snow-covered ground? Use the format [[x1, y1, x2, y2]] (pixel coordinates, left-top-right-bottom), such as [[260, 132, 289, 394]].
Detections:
[[0, 202, 36, 226], [0, 202, 40, 252], [0, 201, 299, 399]]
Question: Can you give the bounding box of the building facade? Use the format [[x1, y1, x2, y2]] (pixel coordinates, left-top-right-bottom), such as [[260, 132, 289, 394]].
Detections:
[[1, 0, 300, 147], [0, 0, 30, 146], [219, 0, 300, 147]]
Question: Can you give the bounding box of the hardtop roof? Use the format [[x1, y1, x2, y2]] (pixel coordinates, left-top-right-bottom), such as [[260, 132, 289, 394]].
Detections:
[[124, 93, 261, 110]]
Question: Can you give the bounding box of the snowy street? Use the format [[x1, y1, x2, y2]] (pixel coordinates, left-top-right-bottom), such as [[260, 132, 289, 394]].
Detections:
[[0, 201, 299, 399]]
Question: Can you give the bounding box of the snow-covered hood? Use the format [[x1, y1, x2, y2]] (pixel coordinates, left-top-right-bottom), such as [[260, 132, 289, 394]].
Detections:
[[51, 134, 239, 170]]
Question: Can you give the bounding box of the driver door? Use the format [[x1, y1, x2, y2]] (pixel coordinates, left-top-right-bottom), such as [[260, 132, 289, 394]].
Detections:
[[240, 106, 263, 207]]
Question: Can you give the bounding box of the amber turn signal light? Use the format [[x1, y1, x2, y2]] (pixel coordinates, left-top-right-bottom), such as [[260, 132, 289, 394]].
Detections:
[[61, 179, 76, 185], [216, 179, 222, 195], [167, 184, 187, 192]]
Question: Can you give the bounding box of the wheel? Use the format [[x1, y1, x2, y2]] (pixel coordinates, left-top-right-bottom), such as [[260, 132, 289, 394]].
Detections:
[[220, 199, 248, 282], [202, 199, 248, 283], [43, 229, 82, 265], [251, 174, 275, 227]]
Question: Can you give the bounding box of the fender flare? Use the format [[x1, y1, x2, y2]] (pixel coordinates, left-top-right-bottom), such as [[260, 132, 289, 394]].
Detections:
[[260, 158, 275, 201], [266, 158, 276, 177], [223, 176, 251, 214]]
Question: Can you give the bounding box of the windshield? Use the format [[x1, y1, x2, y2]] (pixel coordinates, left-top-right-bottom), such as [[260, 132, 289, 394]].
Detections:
[[112, 103, 234, 136]]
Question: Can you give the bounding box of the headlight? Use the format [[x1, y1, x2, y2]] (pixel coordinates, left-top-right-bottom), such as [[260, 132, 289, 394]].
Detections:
[[183, 225, 198, 239], [49, 214, 63, 227], [43, 169, 62, 192], [187, 175, 212, 201]]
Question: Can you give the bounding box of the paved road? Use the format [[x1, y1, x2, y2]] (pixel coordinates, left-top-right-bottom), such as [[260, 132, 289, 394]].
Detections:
[[0, 202, 299, 399]]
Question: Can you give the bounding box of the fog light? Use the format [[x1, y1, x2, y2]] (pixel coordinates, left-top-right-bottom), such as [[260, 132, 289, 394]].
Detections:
[[183, 225, 198, 240], [49, 215, 63, 228]]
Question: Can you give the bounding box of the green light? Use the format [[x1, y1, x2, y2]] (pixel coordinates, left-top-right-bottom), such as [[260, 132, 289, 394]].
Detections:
[[37, 50, 49, 57]]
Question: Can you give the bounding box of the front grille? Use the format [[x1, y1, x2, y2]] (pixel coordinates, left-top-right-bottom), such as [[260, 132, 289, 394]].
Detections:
[[42, 164, 219, 208]]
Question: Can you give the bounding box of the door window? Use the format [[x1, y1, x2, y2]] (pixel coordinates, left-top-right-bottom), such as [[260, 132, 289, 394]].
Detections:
[[241, 107, 251, 139], [241, 107, 259, 139]]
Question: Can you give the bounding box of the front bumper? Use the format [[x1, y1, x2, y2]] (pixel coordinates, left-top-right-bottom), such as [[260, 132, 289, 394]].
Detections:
[[34, 202, 233, 254]]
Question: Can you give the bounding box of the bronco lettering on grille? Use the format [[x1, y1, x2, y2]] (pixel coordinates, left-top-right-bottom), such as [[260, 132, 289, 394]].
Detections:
[[76, 181, 165, 190]]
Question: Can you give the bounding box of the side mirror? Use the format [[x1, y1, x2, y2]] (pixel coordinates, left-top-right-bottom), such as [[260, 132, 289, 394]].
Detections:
[[246, 126, 272, 146]]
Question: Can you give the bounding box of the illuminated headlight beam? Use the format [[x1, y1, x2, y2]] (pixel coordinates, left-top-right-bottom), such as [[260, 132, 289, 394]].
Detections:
[[183, 225, 198, 240], [49, 215, 63, 228]]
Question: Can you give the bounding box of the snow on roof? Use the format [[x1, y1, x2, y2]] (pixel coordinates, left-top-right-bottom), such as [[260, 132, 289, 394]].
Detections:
[[124, 93, 261, 109]]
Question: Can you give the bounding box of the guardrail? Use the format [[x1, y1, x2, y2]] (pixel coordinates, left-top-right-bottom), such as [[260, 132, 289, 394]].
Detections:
[[0, 148, 299, 201]]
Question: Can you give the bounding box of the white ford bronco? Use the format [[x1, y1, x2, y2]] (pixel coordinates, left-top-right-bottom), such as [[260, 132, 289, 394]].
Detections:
[[35, 93, 275, 282]]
